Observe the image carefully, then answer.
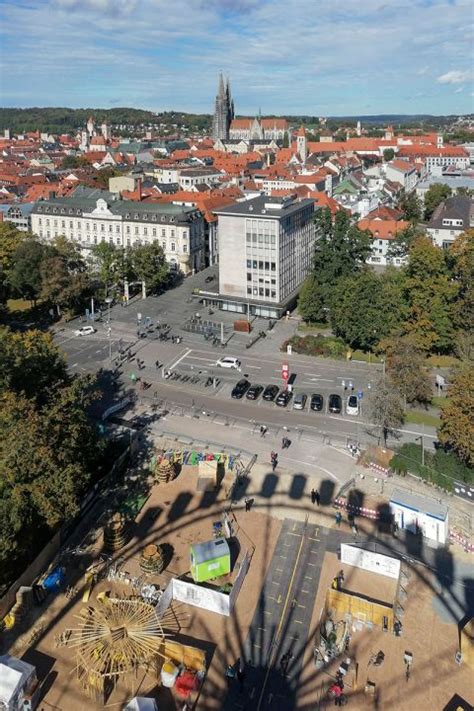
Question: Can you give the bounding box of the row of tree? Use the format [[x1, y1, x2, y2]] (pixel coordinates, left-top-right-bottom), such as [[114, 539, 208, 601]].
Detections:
[[398, 182, 472, 223], [0, 223, 170, 317], [299, 210, 473, 356], [0, 327, 104, 587]]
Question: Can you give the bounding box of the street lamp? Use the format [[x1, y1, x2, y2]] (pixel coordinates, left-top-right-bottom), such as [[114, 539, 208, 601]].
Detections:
[[105, 296, 113, 324]]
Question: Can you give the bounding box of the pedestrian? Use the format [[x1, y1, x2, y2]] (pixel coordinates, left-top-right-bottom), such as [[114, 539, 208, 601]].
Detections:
[[335, 511, 342, 527], [271, 451, 277, 464], [225, 664, 236, 686], [155, 359, 160, 369], [244, 498, 251, 512], [280, 651, 293, 676], [315, 490, 320, 506], [272, 456, 278, 472], [311, 488, 316, 505], [260, 425, 267, 437]]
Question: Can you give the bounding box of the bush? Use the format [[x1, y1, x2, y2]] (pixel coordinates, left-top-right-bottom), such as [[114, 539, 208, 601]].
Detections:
[[390, 443, 473, 492], [283, 334, 347, 359]]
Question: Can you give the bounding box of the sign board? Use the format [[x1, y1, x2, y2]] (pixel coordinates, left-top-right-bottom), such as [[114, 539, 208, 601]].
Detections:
[[340, 544, 400, 580], [282, 363, 289, 381], [287, 344, 292, 355]]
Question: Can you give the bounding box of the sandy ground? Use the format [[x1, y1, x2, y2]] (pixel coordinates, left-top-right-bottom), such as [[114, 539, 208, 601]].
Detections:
[[298, 551, 474, 710], [5, 464, 281, 711]]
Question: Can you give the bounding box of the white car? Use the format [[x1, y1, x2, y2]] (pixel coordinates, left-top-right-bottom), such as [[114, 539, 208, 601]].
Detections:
[[216, 356, 241, 369], [346, 394, 359, 416], [74, 325, 96, 337]]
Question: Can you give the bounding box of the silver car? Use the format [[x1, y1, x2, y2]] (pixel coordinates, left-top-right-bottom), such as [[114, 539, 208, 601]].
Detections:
[[293, 393, 307, 410]]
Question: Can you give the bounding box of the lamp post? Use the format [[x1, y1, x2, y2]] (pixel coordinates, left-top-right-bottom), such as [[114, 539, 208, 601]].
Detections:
[[105, 296, 112, 325]]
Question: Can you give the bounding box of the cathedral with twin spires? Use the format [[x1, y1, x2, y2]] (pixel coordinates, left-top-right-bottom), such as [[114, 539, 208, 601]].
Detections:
[[212, 73, 234, 141]]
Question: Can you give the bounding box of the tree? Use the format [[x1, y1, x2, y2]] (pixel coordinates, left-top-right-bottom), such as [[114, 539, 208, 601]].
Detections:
[[0, 327, 69, 404], [386, 224, 422, 262], [401, 236, 459, 352], [61, 155, 89, 169], [282, 132, 289, 148], [383, 148, 395, 162], [423, 183, 452, 221], [128, 242, 169, 294], [330, 269, 405, 351], [0, 223, 29, 303], [40, 238, 93, 316], [383, 335, 432, 405], [398, 189, 422, 223], [0, 377, 103, 584], [367, 377, 405, 446], [90, 242, 123, 297], [8, 239, 49, 303], [438, 365, 474, 467], [298, 208, 372, 323], [449, 229, 474, 333]]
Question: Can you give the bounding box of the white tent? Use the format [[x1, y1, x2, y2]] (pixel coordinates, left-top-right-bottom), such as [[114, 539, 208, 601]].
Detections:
[[0, 655, 36, 711], [123, 698, 158, 711]]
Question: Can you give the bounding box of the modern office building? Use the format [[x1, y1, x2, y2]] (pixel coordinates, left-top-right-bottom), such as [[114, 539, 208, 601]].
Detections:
[[212, 195, 316, 318], [30, 186, 205, 274]]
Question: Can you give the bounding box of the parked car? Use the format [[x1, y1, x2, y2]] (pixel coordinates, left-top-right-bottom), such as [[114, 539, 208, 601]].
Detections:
[[246, 384, 264, 401], [74, 325, 96, 336], [276, 390, 292, 407], [262, 384, 279, 401], [328, 393, 342, 414], [216, 356, 241, 369], [231, 378, 250, 399], [293, 393, 307, 410], [310, 393, 324, 412], [346, 394, 359, 416]]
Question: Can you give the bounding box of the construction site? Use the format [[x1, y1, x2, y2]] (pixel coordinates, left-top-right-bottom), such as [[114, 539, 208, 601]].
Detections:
[[0, 431, 472, 711]]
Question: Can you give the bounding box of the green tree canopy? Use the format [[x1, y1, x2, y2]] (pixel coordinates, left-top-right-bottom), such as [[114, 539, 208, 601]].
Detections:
[[398, 189, 422, 222], [438, 364, 474, 467], [423, 183, 452, 221], [128, 242, 169, 294], [0, 223, 30, 303], [367, 377, 405, 446], [383, 335, 432, 405], [8, 239, 49, 303], [330, 269, 405, 351], [298, 208, 372, 323], [383, 148, 395, 162]]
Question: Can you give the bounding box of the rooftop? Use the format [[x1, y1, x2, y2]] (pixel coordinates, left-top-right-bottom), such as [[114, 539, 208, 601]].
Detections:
[[214, 195, 315, 218]]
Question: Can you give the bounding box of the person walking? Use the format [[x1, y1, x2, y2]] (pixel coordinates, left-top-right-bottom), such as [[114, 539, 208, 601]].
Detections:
[[260, 425, 267, 437], [272, 454, 278, 472], [335, 511, 342, 527], [315, 490, 320, 506], [311, 489, 317, 505], [244, 498, 251, 512]]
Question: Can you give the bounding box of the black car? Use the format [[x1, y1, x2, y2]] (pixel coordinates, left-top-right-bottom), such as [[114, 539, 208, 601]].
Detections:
[[310, 393, 324, 412], [231, 378, 250, 399], [263, 384, 279, 401], [246, 384, 264, 400], [328, 393, 342, 414], [276, 390, 293, 407]]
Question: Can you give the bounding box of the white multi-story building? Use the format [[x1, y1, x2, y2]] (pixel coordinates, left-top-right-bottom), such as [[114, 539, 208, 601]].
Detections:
[[426, 196, 474, 249], [213, 195, 315, 318], [385, 160, 418, 192], [30, 187, 205, 274]]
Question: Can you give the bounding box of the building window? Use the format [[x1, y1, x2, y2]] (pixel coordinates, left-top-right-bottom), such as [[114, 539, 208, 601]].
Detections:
[[162, 241, 166, 249], [271, 262, 276, 271], [247, 287, 252, 295], [171, 243, 175, 251], [126, 226, 130, 234], [183, 244, 187, 253], [144, 228, 148, 236], [152, 228, 156, 237], [247, 273, 252, 281], [116, 225, 120, 233]]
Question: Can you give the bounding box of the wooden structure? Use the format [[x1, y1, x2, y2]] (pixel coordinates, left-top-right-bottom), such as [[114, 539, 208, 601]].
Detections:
[[155, 458, 175, 484], [197, 460, 218, 492], [139, 544, 165, 574], [326, 588, 394, 631], [68, 597, 169, 702], [103, 513, 129, 552]]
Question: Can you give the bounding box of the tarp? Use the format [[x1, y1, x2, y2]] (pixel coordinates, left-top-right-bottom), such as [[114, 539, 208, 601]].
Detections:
[[42, 566, 65, 591]]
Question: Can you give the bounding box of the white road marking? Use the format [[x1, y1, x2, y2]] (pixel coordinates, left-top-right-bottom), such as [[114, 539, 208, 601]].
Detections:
[[169, 348, 192, 370]]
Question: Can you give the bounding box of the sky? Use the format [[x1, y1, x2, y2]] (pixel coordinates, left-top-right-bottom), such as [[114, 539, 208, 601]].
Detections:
[[0, 0, 473, 116]]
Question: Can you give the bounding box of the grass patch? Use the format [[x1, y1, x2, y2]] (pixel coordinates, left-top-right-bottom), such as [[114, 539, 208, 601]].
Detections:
[[297, 321, 331, 332], [390, 443, 473, 491], [350, 349, 384, 364], [426, 354, 460, 368], [405, 411, 441, 427], [431, 396, 451, 409]]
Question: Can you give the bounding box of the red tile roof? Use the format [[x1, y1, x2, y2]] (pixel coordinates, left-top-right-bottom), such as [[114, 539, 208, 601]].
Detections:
[[358, 218, 410, 240]]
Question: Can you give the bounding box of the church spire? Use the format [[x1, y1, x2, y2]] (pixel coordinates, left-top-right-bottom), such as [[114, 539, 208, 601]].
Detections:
[[212, 72, 234, 141]]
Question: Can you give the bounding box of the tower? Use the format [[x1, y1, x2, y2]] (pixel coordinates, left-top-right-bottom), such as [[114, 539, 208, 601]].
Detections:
[[212, 73, 233, 141], [296, 125, 307, 164], [87, 116, 95, 137], [101, 121, 111, 141]]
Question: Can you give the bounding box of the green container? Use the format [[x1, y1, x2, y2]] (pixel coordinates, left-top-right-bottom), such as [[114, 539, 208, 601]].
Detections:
[[190, 539, 231, 583]]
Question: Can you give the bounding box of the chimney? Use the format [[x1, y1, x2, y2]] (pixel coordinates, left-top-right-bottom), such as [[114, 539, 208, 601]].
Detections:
[[137, 178, 142, 201]]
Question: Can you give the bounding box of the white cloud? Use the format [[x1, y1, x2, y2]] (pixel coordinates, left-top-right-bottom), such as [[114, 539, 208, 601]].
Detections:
[[437, 70, 472, 84]]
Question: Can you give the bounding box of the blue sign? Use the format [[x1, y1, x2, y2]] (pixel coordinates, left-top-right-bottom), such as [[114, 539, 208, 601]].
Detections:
[[358, 390, 363, 400]]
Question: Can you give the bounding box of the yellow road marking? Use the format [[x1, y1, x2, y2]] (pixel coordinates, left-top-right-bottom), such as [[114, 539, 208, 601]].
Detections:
[[257, 523, 306, 710]]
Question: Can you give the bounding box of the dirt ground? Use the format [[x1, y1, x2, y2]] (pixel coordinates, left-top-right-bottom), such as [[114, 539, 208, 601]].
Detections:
[[298, 551, 473, 710], [5, 463, 281, 711]]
